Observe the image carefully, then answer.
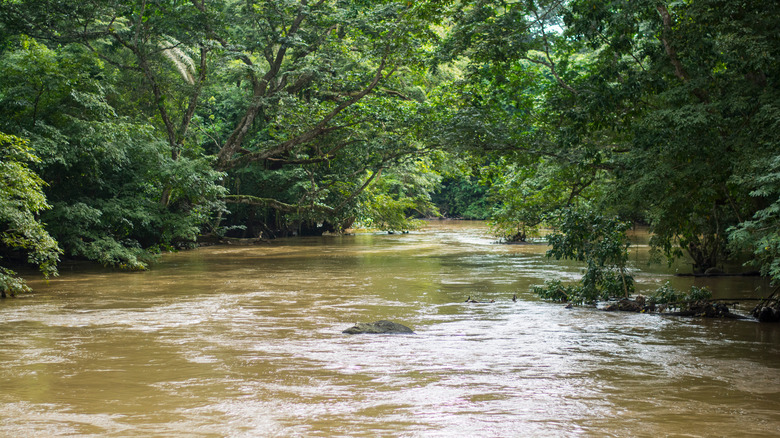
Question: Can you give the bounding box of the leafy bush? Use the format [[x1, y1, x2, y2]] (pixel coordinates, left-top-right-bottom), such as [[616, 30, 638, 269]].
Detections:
[[534, 208, 634, 304], [729, 155, 780, 285], [532, 279, 579, 302], [649, 281, 713, 309], [0, 132, 61, 296], [358, 159, 441, 232]]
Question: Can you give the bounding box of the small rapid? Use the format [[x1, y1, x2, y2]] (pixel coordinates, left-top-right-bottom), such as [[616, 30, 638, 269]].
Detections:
[[1, 221, 778, 437]]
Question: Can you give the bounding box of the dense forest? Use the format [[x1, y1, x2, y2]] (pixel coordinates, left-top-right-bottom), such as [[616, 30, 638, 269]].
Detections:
[[1, 0, 778, 300]]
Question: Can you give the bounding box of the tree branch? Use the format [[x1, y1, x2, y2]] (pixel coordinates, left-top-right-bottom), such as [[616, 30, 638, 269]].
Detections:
[[219, 57, 395, 170], [224, 195, 335, 214], [530, 8, 578, 95], [259, 138, 365, 166], [656, 5, 709, 103], [656, 5, 688, 83], [175, 45, 209, 156]]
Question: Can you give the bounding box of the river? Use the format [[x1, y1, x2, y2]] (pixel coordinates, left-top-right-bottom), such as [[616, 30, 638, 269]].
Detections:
[[1, 221, 779, 437]]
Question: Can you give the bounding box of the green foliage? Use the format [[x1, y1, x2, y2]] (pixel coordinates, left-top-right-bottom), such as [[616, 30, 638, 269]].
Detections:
[[536, 208, 634, 304], [566, 0, 780, 272], [430, 1, 616, 242], [0, 132, 61, 296], [191, 0, 448, 235], [432, 175, 491, 220], [532, 279, 578, 302], [729, 154, 780, 284], [687, 285, 714, 302], [358, 158, 441, 232], [423, 150, 493, 220], [436, 0, 780, 281], [360, 192, 424, 232], [0, 36, 225, 270], [38, 148, 226, 269], [486, 157, 607, 241], [649, 282, 713, 309]]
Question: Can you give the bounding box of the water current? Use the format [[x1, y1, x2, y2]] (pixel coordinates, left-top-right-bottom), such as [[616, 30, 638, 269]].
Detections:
[[1, 221, 779, 437]]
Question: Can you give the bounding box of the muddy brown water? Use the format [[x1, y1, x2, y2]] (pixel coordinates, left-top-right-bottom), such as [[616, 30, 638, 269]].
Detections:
[[1, 221, 779, 437]]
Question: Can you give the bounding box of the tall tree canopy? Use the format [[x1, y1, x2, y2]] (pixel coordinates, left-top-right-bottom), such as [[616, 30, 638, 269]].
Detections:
[[435, 0, 780, 280], [0, 0, 449, 280]]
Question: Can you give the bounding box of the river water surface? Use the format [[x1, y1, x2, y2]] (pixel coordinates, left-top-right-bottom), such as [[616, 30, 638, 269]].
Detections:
[[2, 221, 779, 437]]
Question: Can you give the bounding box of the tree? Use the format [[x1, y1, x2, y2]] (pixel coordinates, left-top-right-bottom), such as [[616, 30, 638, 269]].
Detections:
[[195, 0, 447, 233], [0, 133, 60, 297], [431, 0, 614, 235], [0, 35, 225, 269], [729, 154, 780, 284], [0, 0, 448, 239], [534, 208, 634, 304], [436, 0, 780, 276], [563, 0, 780, 272], [358, 155, 442, 232]]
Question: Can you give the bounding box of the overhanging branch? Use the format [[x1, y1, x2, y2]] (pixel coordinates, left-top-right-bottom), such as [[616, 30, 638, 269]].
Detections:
[[224, 195, 335, 215]]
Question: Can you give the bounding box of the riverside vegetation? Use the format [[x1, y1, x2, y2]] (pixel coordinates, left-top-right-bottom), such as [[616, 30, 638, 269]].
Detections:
[[1, 1, 778, 316]]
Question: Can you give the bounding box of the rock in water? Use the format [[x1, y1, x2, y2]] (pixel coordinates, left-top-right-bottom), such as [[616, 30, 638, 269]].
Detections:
[[757, 306, 780, 323], [342, 320, 415, 334]]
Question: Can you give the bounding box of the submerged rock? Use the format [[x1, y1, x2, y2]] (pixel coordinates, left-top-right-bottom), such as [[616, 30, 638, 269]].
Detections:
[[756, 306, 780, 323], [342, 320, 415, 334], [604, 298, 646, 312]]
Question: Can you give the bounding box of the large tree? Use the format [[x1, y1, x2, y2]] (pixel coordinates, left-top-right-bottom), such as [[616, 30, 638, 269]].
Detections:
[[0, 34, 225, 269], [436, 0, 780, 276], [0, 0, 448, 267]]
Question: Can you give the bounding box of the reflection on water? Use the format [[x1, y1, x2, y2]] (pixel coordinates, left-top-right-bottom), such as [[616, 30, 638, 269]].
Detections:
[[1, 221, 779, 436]]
